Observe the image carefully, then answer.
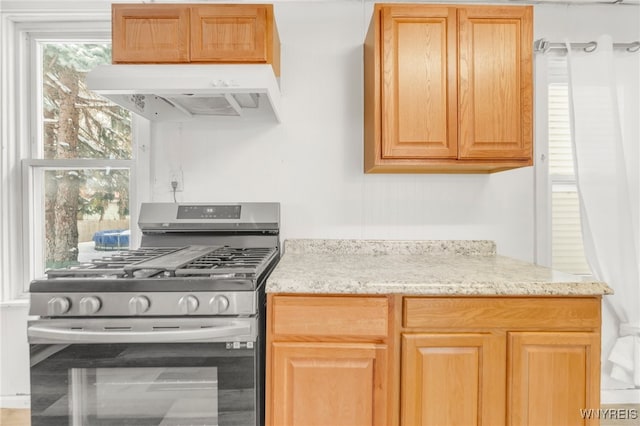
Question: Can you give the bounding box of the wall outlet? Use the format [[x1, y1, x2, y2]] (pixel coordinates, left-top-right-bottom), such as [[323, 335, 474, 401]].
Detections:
[[169, 170, 184, 192]]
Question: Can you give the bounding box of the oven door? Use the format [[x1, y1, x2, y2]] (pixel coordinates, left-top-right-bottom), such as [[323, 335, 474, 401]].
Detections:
[[28, 317, 262, 426]]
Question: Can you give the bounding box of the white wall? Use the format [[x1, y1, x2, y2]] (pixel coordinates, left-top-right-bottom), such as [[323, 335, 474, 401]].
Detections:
[[151, 1, 536, 262], [149, 1, 639, 404], [0, 303, 30, 408], [1, 0, 639, 407]]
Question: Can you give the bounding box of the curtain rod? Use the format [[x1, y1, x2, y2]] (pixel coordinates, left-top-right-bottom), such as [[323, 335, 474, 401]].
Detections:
[[534, 38, 640, 53]]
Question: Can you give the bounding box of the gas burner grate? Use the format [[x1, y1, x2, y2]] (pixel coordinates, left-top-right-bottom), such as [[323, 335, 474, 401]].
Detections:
[[175, 247, 278, 278], [45, 247, 184, 278], [44, 246, 278, 280]]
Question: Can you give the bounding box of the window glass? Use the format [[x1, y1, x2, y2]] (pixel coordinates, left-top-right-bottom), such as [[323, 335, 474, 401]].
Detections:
[[551, 185, 591, 274], [44, 169, 130, 268], [37, 42, 132, 271], [547, 56, 591, 275], [548, 83, 574, 176], [42, 43, 132, 160]]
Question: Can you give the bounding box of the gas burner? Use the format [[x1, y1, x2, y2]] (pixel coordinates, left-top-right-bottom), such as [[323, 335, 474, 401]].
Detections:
[[45, 247, 184, 279], [44, 246, 278, 280], [176, 247, 277, 278]]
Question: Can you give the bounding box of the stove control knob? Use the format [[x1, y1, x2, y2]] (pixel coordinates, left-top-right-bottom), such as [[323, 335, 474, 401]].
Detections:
[[47, 297, 71, 316], [178, 295, 199, 314], [210, 295, 230, 314], [129, 296, 151, 315], [79, 296, 101, 315]]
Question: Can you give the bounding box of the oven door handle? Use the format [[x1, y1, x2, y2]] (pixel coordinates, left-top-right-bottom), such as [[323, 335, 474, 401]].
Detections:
[[27, 322, 252, 344]]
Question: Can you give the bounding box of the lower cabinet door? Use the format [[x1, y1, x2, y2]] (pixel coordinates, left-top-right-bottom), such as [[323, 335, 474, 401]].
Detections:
[[401, 333, 506, 426], [270, 342, 388, 426], [508, 331, 600, 426]]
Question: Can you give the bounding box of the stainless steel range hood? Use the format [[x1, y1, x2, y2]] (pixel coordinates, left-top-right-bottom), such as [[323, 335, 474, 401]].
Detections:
[[86, 64, 282, 122]]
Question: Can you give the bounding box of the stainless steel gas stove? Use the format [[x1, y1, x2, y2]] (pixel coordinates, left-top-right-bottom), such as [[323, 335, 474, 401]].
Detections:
[[28, 202, 280, 426]]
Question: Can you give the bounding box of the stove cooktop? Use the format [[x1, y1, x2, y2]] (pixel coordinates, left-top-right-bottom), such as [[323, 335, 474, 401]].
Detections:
[[29, 245, 280, 317], [29, 202, 281, 317], [44, 245, 278, 280]]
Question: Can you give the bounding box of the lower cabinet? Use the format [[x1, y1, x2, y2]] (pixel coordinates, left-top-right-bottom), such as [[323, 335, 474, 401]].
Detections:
[[508, 331, 601, 426], [267, 295, 602, 426], [270, 342, 388, 426], [401, 297, 602, 426], [401, 333, 506, 426], [266, 294, 392, 426], [401, 330, 600, 426]]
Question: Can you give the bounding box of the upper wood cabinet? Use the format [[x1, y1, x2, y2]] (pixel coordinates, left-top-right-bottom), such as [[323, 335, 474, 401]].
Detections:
[[112, 4, 190, 63], [364, 4, 533, 173], [112, 3, 280, 75]]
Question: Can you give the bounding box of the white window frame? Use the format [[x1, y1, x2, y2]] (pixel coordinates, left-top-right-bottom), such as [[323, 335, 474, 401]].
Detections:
[[534, 51, 553, 269], [1, 12, 151, 303]]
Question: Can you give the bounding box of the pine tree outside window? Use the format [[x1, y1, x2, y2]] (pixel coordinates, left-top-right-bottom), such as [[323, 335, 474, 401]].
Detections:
[[24, 36, 135, 287]]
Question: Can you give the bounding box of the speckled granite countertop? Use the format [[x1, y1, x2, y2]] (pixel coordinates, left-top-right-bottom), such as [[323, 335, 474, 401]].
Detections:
[[266, 239, 613, 296]]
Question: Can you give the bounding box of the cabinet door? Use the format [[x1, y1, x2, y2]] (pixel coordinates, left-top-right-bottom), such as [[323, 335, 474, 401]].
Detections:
[[402, 333, 505, 426], [190, 5, 269, 63], [270, 342, 388, 426], [112, 5, 190, 63], [508, 332, 600, 426], [380, 6, 458, 159], [458, 7, 533, 160]]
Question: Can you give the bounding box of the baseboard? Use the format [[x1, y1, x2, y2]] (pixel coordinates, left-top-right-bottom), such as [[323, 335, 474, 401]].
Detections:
[[602, 389, 640, 404], [0, 395, 29, 409]]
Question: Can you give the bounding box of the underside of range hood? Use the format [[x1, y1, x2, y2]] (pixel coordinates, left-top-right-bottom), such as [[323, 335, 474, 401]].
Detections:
[[86, 64, 282, 122]]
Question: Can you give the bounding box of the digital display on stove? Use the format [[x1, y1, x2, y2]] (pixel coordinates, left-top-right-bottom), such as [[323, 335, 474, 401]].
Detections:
[[177, 205, 241, 219]]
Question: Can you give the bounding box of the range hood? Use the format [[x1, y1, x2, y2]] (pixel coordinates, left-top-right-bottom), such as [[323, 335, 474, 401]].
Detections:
[[86, 64, 282, 122]]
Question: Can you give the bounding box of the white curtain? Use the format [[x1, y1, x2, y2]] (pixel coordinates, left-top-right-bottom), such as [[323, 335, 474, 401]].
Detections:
[[566, 35, 640, 387]]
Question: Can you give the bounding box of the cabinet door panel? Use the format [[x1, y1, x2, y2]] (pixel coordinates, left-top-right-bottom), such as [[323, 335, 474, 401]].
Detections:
[[508, 332, 600, 426], [270, 342, 388, 426], [191, 5, 268, 62], [402, 333, 505, 426], [458, 7, 532, 160], [381, 6, 457, 159], [112, 5, 189, 63]]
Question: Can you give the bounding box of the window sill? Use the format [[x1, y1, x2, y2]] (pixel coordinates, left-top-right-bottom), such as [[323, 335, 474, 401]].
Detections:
[[0, 298, 29, 309]]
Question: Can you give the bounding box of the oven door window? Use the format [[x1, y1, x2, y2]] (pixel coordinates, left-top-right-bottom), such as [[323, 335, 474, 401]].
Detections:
[[71, 366, 219, 425], [30, 342, 257, 426]]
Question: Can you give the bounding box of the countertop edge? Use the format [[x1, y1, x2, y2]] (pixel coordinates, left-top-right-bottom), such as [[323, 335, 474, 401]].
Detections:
[[265, 280, 613, 296], [266, 239, 613, 297]]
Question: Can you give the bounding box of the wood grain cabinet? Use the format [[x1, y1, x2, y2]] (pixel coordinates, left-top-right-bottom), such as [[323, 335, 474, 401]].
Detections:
[[112, 3, 280, 75], [364, 4, 533, 173], [402, 332, 506, 426], [508, 331, 601, 426], [266, 295, 393, 426], [267, 295, 601, 426], [402, 297, 602, 426]]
